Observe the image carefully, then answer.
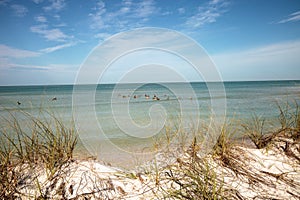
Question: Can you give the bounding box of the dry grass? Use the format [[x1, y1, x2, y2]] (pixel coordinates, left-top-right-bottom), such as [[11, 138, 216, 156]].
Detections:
[[242, 100, 300, 149], [148, 100, 300, 199], [0, 110, 77, 199]]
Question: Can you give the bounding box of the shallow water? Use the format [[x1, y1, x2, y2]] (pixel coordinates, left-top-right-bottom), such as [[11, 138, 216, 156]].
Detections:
[[1, 81, 300, 167]]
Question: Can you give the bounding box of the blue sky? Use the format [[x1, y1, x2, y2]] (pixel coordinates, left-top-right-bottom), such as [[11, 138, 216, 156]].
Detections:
[[0, 0, 300, 85]]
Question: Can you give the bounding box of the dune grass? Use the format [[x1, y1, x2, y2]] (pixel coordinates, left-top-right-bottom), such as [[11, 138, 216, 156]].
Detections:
[[242, 100, 300, 149], [151, 100, 300, 199], [153, 121, 236, 199], [0, 110, 77, 199]]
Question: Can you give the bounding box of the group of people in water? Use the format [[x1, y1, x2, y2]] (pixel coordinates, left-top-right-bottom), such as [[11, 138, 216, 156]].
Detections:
[[119, 93, 171, 101], [117, 93, 196, 101]]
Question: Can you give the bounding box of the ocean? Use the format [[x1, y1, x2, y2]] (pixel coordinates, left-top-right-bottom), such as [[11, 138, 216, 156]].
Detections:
[[1, 80, 300, 167]]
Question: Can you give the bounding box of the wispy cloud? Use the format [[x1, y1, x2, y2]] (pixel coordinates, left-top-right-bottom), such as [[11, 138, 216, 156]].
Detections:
[[0, 44, 40, 58], [0, 0, 10, 6], [30, 1, 78, 52], [0, 44, 78, 85], [185, 0, 229, 29], [32, 0, 44, 4], [53, 22, 66, 27], [11, 4, 28, 17], [0, 45, 41, 72], [0, 62, 78, 85], [30, 24, 70, 42], [212, 40, 300, 81], [43, 0, 65, 12], [133, 0, 156, 18], [94, 33, 112, 41], [10, 64, 50, 71], [35, 15, 47, 23], [89, 0, 106, 29], [214, 40, 300, 60], [40, 42, 77, 53], [178, 7, 185, 14], [89, 0, 158, 31], [277, 10, 300, 24]]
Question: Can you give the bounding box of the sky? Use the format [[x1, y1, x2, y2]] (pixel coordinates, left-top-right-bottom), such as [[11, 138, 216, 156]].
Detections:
[[0, 0, 300, 85]]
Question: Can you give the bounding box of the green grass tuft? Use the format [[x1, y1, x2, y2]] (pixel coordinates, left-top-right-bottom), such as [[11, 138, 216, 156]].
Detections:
[[0, 110, 77, 199]]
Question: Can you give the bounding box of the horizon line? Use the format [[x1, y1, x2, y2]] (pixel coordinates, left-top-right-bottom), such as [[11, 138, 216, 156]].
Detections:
[[0, 79, 300, 87]]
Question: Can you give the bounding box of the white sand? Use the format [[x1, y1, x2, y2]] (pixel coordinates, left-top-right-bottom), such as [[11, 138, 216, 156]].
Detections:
[[14, 136, 300, 199]]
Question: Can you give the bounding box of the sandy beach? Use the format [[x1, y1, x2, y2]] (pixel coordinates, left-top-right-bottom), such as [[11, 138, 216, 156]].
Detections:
[[3, 127, 298, 199]]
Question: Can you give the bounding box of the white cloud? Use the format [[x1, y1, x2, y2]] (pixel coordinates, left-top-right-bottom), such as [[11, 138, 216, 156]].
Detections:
[[30, 24, 69, 42], [134, 0, 156, 18], [0, 62, 79, 85], [89, 0, 158, 31], [0, 45, 78, 85], [0, 45, 41, 72], [120, 6, 130, 14], [277, 10, 300, 24], [53, 14, 60, 20], [43, 0, 65, 12], [0, 44, 40, 58], [40, 42, 77, 53], [11, 4, 28, 17], [209, 0, 223, 5], [212, 40, 300, 81], [215, 40, 300, 59], [94, 33, 112, 41], [53, 22, 66, 27], [0, 57, 12, 69], [35, 15, 47, 23], [162, 11, 172, 16], [9, 64, 50, 71], [178, 7, 185, 14], [89, 0, 106, 29], [185, 0, 229, 28], [0, 0, 10, 6], [32, 0, 43, 4], [123, 0, 132, 6]]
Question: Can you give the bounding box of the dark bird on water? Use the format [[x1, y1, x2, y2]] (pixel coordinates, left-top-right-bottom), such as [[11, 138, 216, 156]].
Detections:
[[17, 101, 21, 105]]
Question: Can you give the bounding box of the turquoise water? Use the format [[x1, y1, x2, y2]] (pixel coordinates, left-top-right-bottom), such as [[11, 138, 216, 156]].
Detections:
[[1, 81, 299, 118], [1, 81, 300, 166]]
